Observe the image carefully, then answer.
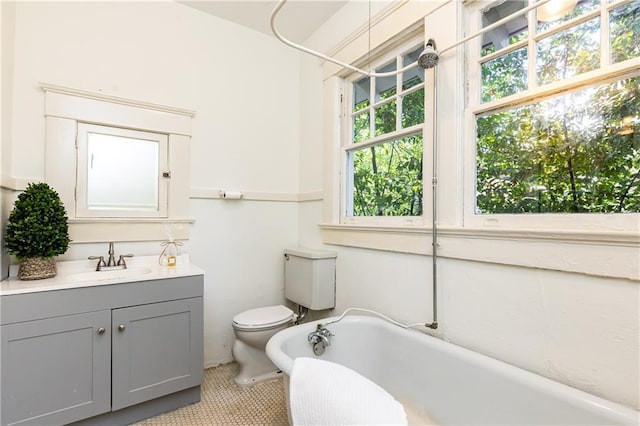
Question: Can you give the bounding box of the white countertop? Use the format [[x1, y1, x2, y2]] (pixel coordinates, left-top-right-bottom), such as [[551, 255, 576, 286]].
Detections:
[[1, 255, 204, 296]]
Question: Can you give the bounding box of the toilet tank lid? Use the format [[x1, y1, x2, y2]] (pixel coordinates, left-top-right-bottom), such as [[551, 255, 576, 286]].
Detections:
[[284, 248, 337, 259], [233, 305, 294, 327]]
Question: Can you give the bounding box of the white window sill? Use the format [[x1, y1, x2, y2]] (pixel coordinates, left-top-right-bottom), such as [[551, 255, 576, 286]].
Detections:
[[320, 224, 640, 280]]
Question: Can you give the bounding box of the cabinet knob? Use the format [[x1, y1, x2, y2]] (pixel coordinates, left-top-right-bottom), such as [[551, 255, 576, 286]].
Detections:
[[118, 324, 126, 332], [97, 327, 106, 335]]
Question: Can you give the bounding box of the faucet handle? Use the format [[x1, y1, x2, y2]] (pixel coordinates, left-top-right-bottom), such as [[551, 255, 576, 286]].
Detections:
[[117, 254, 134, 267], [88, 255, 106, 265], [88, 256, 106, 271]]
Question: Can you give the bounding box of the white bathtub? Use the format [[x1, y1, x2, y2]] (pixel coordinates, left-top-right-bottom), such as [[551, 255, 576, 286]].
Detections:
[[266, 315, 639, 425]]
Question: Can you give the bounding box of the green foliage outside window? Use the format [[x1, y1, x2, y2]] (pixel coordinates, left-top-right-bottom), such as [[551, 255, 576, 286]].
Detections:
[[349, 45, 425, 217], [353, 135, 424, 216], [611, 1, 640, 63], [477, 77, 639, 213], [536, 18, 600, 86], [482, 48, 527, 103], [476, 0, 639, 214]]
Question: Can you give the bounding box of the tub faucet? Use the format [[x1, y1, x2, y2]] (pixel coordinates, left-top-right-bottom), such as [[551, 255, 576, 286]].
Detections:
[[308, 325, 333, 356]]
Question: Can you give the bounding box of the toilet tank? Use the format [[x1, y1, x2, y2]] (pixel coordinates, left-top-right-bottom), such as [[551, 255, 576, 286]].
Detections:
[[284, 248, 337, 310]]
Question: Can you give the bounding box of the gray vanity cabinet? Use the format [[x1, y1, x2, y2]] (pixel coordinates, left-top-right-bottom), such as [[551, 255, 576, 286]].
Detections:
[[111, 298, 203, 410], [0, 311, 112, 425], [0, 275, 204, 426]]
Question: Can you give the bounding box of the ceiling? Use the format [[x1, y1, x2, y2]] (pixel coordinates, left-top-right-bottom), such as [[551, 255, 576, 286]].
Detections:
[[180, 1, 349, 42]]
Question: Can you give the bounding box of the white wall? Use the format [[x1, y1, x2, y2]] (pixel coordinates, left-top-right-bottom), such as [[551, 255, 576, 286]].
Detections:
[[1, 1, 16, 277], [298, 55, 324, 195], [189, 199, 298, 365], [1, 1, 14, 177], [298, 0, 639, 411], [327, 248, 639, 409], [4, 1, 301, 368]]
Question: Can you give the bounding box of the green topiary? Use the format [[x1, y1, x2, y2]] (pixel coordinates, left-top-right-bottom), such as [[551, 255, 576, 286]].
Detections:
[[5, 182, 71, 260]]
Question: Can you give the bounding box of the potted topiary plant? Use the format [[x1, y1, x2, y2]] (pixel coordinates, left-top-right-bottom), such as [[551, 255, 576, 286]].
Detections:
[[5, 182, 71, 280]]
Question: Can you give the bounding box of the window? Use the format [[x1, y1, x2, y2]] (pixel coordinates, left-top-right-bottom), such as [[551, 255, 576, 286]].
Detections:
[[76, 123, 169, 218], [467, 0, 639, 230], [343, 41, 427, 225], [43, 84, 193, 242]]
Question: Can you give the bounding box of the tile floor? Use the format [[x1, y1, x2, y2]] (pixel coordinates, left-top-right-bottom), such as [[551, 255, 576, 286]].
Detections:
[[133, 363, 289, 425]]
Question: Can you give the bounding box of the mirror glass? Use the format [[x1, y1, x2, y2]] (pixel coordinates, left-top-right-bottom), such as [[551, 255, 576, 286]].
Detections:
[[86, 132, 159, 211]]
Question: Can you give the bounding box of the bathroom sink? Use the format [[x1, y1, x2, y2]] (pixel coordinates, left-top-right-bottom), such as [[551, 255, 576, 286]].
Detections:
[[66, 267, 154, 283], [1, 255, 204, 296]]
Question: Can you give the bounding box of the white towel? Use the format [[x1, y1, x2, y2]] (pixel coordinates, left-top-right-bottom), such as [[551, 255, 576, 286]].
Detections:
[[290, 357, 408, 426]]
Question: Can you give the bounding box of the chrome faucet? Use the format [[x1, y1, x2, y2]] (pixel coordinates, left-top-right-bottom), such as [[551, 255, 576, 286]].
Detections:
[[308, 325, 333, 356], [107, 242, 116, 267], [89, 242, 134, 271]]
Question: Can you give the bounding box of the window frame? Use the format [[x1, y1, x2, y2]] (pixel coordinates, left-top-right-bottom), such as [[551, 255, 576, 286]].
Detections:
[[43, 83, 194, 243], [464, 0, 640, 232], [340, 35, 433, 228], [321, 1, 638, 280]]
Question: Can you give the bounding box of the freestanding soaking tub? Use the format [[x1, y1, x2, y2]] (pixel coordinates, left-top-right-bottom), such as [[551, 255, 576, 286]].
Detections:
[[266, 315, 639, 425]]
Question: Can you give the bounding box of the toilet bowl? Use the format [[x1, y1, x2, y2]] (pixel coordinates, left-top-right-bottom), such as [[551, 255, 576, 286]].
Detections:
[[231, 248, 337, 386], [231, 305, 295, 386]]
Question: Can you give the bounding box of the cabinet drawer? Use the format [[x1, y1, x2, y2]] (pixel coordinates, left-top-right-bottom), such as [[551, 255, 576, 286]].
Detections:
[[1, 311, 111, 426], [111, 297, 203, 410]]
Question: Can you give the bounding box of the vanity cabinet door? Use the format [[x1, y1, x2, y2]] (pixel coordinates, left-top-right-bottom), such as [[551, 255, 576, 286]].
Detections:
[[0, 310, 111, 426], [111, 297, 203, 410]]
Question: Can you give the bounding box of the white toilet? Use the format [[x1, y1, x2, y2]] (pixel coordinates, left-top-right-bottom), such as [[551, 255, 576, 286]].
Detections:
[[231, 248, 336, 386]]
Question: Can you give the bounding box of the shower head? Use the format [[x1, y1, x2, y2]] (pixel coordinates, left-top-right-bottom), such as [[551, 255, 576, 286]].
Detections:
[[418, 39, 439, 69]]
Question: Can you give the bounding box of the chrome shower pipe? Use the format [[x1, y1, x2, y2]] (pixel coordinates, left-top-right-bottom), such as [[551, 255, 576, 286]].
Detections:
[[270, 0, 555, 78], [426, 65, 439, 330], [269, 0, 452, 78]]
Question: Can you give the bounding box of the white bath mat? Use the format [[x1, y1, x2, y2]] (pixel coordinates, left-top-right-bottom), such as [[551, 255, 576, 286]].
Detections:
[[290, 357, 408, 426]]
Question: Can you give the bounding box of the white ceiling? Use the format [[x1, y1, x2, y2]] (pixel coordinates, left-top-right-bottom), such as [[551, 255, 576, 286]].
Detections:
[[180, 1, 349, 42]]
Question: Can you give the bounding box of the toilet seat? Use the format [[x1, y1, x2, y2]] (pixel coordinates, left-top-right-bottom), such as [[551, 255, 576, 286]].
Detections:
[[232, 305, 295, 331]]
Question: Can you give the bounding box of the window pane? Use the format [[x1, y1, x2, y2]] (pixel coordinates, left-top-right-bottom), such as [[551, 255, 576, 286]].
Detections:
[[476, 76, 640, 214], [536, 17, 600, 86], [403, 46, 425, 90], [87, 133, 159, 210], [353, 111, 370, 143], [481, 47, 528, 102], [402, 88, 424, 128], [351, 135, 423, 216], [353, 76, 370, 111], [375, 61, 397, 101], [610, 1, 640, 64], [537, 0, 599, 32], [481, 0, 527, 57], [375, 100, 396, 136]]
